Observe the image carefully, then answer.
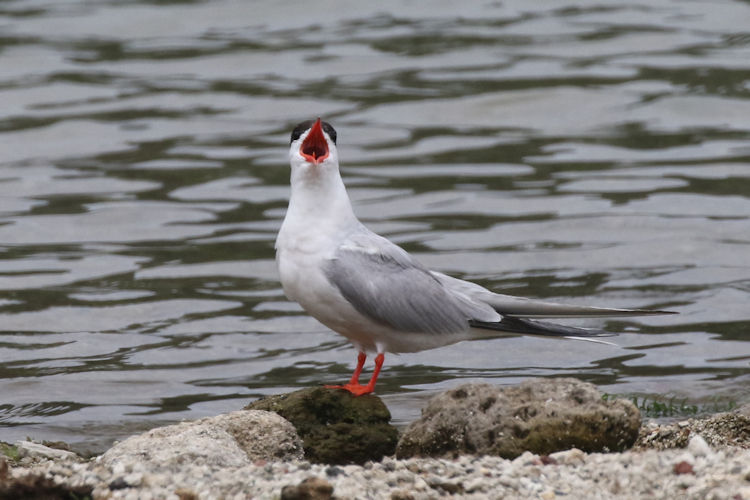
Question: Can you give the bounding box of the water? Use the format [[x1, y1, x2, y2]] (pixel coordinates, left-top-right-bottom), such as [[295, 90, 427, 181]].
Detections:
[[1, 0, 749, 455]]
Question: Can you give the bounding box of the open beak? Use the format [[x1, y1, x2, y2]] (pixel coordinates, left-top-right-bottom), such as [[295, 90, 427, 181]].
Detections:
[[300, 118, 329, 164]]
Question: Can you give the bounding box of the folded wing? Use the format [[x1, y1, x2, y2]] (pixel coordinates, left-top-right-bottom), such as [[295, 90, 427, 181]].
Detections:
[[324, 233, 674, 341], [323, 233, 500, 335], [433, 272, 675, 318]]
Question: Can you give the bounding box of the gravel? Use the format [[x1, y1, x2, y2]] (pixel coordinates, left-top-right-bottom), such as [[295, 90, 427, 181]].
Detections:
[[5, 435, 750, 499]]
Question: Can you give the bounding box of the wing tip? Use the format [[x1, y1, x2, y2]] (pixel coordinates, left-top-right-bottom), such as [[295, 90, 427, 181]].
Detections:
[[503, 307, 679, 318], [470, 317, 616, 339], [564, 335, 620, 346], [646, 309, 679, 315]]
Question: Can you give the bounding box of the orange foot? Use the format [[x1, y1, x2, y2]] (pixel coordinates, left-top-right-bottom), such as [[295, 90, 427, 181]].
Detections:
[[324, 383, 374, 396], [325, 352, 384, 396]]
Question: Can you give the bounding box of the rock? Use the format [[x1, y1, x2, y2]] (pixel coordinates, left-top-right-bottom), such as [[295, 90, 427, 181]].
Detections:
[[209, 410, 303, 461], [549, 447, 586, 466], [5, 438, 750, 499], [673, 460, 694, 475], [390, 491, 415, 500], [14, 441, 80, 462], [396, 378, 641, 459], [635, 410, 750, 450], [246, 387, 398, 465], [280, 477, 334, 500], [687, 435, 712, 457], [0, 471, 93, 500], [100, 410, 302, 471], [175, 489, 200, 500], [636, 421, 690, 450]]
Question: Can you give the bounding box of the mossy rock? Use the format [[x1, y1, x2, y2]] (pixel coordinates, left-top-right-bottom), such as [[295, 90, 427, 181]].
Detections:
[[246, 387, 397, 464], [396, 379, 641, 459]]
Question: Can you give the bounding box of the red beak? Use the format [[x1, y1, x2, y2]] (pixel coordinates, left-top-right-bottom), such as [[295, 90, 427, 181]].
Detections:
[[300, 118, 330, 164]]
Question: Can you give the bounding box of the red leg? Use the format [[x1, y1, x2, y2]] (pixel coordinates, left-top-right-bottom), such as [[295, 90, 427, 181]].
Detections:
[[358, 353, 384, 395], [348, 351, 367, 385], [325, 352, 385, 396]]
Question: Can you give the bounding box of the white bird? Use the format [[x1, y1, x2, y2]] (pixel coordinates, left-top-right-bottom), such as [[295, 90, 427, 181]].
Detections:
[[275, 118, 674, 396]]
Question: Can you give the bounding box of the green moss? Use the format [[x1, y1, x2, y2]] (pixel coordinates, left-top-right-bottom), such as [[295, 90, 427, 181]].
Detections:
[[246, 387, 398, 464], [0, 441, 20, 462], [602, 393, 738, 419], [497, 413, 639, 458]]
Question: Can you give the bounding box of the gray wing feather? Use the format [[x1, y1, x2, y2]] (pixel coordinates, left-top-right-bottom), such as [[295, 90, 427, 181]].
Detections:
[[432, 272, 674, 318], [488, 295, 673, 318], [324, 235, 499, 335]]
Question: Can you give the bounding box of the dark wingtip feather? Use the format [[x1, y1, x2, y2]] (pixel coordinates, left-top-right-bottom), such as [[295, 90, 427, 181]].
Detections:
[[644, 309, 679, 315], [469, 317, 617, 338]]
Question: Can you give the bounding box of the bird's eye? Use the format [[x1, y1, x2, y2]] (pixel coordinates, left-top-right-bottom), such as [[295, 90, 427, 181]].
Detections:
[[322, 122, 337, 144], [290, 120, 314, 144]]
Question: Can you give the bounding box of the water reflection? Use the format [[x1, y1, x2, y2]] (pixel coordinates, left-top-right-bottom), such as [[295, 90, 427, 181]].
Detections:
[[0, 0, 749, 453]]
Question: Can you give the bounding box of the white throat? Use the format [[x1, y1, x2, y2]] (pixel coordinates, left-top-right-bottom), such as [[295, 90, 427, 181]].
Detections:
[[276, 158, 360, 257], [289, 164, 355, 222]]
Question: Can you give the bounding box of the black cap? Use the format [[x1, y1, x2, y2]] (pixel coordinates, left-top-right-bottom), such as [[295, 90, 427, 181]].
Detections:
[[290, 119, 337, 145]]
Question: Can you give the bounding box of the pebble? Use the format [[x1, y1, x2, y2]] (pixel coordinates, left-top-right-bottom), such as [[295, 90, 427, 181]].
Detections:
[[549, 448, 586, 466], [687, 435, 712, 458], [14, 441, 80, 462], [5, 446, 750, 499]]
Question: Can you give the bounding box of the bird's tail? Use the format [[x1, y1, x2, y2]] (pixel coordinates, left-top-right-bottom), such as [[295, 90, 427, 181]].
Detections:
[[469, 316, 618, 344]]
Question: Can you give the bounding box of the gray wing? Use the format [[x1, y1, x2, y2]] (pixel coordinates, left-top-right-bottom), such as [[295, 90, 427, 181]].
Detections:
[[324, 233, 500, 335], [432, 272, 675, 318]]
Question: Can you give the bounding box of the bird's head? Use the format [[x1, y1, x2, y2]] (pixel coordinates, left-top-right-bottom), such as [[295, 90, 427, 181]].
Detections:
[[288, 118, 339, 175]]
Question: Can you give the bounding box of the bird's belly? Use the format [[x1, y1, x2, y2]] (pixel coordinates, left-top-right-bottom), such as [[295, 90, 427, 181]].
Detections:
[[278, 250, 374, 342], [278, 252, 474, 353], [279, 250, 447, 352]]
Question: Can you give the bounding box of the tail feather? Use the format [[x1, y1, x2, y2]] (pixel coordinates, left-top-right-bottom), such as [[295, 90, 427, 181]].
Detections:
[[469, 316, 616, 339], [489, 295, 677, 318]]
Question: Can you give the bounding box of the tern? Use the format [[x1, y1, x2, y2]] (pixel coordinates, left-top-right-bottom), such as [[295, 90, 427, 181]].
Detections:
[[276, 118, 674, 396]]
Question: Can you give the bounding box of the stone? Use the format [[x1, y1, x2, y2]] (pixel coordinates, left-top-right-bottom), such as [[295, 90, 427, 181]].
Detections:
[[246, 387, 398, 465], [175, 489, 199, 500], [0, 471, 93, 499], [99, 410, 302, 471], [635, 410, 750, 450], [396, 378, 641, 459], [280, 477, 334, 500], [549, 447, 586, 466], [673, 460, 694, 475], [209, 410, 303, 461], [687, 435, 712, 457], [14, 441, 80, 462], [390, 491, 415, 500]]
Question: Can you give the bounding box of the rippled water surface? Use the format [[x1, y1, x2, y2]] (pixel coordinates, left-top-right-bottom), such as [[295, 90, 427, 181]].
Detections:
[[2, 0, 749, 454]]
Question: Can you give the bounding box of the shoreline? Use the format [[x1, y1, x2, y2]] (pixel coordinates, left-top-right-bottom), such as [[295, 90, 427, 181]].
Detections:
[[3, 436, 750, 499], [3, 383, 749, 499]]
